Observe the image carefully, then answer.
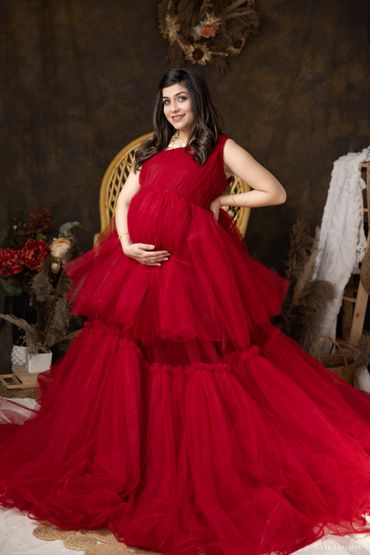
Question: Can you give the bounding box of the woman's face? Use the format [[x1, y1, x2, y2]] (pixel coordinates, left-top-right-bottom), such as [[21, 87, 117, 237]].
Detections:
[[162, 82, 195, 134]]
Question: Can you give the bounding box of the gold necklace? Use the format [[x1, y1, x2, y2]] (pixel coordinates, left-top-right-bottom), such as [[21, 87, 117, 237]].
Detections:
[[167, 130, 188, 149]]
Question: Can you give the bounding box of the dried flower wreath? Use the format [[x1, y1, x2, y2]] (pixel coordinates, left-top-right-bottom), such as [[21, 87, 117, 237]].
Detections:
[[158, 0, 260, 68]]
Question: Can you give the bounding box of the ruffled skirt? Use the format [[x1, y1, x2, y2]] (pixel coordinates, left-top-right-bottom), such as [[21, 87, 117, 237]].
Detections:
[[1, 192, 370, 554]]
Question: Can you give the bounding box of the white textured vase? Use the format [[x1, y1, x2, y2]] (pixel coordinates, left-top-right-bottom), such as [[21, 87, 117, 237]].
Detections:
[[354, 366, 370, 395], [11, 345, 29, 367], [26, 351, 53, 374]]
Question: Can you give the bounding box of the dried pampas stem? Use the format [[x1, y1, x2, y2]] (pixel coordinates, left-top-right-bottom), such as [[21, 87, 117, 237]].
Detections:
[[281, 216, 335, 353]]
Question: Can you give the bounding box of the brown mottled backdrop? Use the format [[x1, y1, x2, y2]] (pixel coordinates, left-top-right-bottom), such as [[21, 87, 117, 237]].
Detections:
[[0, 0, 369, 365]]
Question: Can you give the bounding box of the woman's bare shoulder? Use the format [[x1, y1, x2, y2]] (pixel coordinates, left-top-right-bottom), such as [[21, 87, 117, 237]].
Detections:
[[221, 136, 250, 177]]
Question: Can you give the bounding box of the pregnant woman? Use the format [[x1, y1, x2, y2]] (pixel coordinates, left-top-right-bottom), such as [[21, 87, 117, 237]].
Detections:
[[2, 67, 370, 555]]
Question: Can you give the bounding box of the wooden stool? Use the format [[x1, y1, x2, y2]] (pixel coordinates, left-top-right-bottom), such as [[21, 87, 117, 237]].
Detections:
[[342, 162, 370, 345], [0, 364, 39, 390]]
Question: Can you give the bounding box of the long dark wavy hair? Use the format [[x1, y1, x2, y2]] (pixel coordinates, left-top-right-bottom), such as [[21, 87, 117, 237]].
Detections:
[[134, 68, 223, 171]]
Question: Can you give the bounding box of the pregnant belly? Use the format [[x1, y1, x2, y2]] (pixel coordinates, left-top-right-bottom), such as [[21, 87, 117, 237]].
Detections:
[[127, 190, 194, 253]]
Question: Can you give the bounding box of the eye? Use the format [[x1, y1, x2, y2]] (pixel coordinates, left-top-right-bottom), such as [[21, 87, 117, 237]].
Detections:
[[163, 99, 169, 105], [178, 96, 187, 102]]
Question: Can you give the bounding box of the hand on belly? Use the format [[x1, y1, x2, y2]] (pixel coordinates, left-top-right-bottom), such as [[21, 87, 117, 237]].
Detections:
[[122, 242, 171, 266]]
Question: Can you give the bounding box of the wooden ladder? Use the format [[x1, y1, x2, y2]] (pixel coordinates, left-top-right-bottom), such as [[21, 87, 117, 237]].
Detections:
[[342, 161, 370, 345]]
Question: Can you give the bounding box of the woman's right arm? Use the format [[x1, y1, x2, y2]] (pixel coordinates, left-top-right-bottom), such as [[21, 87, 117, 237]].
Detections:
[[115, 166, 141, 252]]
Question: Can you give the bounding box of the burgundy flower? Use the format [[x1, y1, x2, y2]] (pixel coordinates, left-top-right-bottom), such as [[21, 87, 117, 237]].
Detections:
[[0, 248, 23, 276], [27, 208, 53, 236], [21, 239, 50, 270]]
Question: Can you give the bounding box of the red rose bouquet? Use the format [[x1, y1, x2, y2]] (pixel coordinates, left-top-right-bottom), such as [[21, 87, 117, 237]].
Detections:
[[0, 209, 53, 296]]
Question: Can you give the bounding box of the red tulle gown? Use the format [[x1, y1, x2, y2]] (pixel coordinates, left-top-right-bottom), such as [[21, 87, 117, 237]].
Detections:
[[2, 134, 370, 555]]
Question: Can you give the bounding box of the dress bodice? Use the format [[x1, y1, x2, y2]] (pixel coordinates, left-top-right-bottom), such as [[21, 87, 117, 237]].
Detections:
[[138, 133, 230, 208]]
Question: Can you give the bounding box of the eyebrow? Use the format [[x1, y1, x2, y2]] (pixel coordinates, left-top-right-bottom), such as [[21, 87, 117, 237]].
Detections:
[[162, 91, 188, 99]]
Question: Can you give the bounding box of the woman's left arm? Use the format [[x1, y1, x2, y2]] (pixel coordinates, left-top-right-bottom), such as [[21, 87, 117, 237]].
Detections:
[[215, 138, 287, 210]]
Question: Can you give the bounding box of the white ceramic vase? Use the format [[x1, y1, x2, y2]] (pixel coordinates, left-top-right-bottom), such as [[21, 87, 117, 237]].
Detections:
[[26, 351, 53, 374], [354, 366, 370, 395], [11, 345, 29, 367]]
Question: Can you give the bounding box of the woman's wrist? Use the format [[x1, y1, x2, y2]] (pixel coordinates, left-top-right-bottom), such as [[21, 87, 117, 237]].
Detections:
[[118, 231, 132, 248], [217, 195, 235, 207]]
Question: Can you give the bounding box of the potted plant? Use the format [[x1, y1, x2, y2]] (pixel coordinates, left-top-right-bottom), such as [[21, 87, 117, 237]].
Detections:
[[0, 218, 81, 374]]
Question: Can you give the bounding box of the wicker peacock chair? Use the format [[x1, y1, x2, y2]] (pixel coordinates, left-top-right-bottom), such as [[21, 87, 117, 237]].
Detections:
[[97, 131, 251, 242]]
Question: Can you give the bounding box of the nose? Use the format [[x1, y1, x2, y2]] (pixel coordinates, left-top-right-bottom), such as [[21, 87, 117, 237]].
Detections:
[[169, 100, 180, 114]]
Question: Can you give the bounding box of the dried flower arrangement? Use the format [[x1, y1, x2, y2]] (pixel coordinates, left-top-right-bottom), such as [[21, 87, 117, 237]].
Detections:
[[0, 219, 81, 354], [158, 0, 260, 68], [280, 217, 370, 385], [280, 217, 336, 355]]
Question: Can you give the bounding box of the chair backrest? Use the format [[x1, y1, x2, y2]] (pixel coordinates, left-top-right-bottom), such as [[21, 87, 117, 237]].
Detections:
[[99, 131, 251, 237]]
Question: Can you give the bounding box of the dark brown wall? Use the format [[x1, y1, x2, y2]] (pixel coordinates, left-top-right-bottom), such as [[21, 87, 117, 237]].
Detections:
[[0, 0, 369, 274]]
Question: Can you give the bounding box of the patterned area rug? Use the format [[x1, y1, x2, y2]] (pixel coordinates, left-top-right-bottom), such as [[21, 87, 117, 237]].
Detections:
[[33, 521, 159, 554]]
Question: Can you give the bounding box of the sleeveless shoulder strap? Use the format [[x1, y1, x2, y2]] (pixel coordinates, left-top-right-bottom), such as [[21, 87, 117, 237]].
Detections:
[[216, 133, 230, 165], [218, 133, 230, 155], [217, 133, 230, 145]]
